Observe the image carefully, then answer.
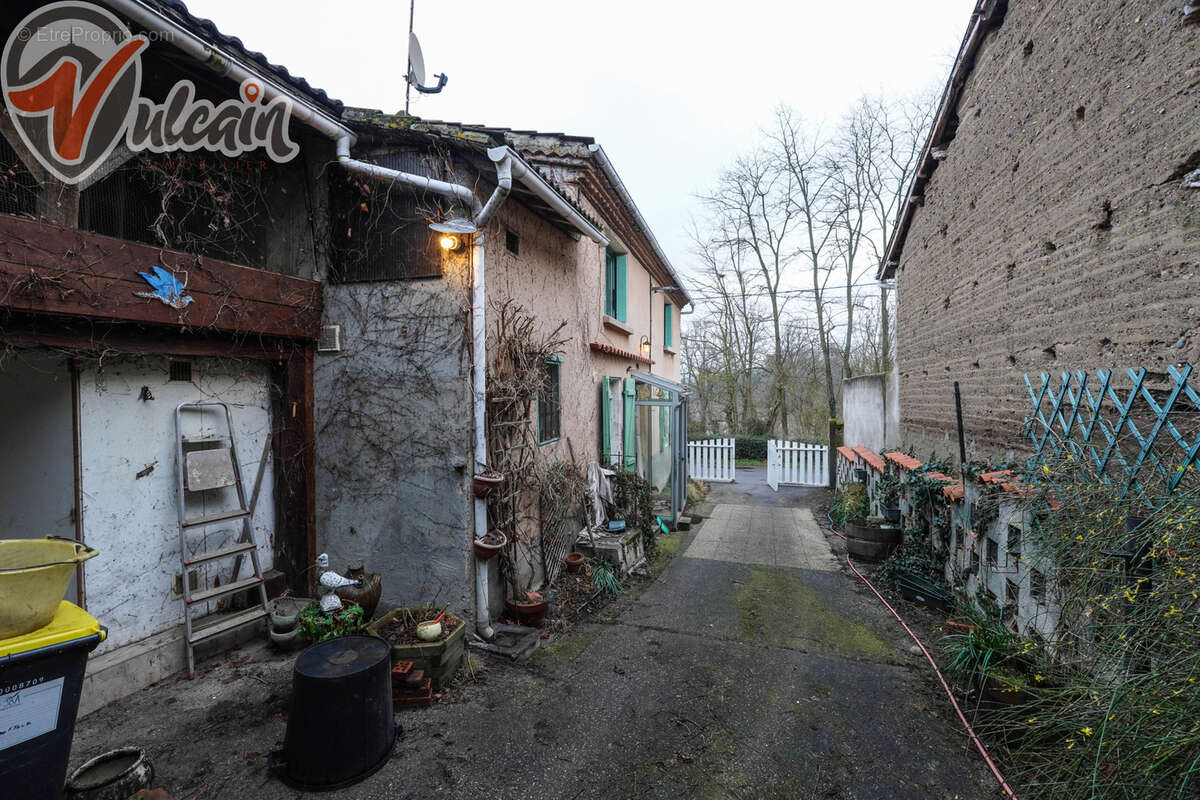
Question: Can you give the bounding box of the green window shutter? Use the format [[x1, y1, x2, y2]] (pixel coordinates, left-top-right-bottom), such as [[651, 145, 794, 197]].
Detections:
[[622, 377, 636, 472], [614, 254, 628, 323], [600, 378, 612, 465], [664, 304, 673, 348]]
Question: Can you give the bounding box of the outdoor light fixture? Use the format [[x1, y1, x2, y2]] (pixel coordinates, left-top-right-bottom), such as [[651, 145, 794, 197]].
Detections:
[[429, 217, 477, 253], [639, 336, 652, 357]]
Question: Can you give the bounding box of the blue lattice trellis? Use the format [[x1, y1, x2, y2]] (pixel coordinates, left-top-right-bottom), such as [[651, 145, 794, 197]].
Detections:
[[1024, 365, 1200, 508]]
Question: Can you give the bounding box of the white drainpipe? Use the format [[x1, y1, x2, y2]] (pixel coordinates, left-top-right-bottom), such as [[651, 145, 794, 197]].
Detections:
[[468, 156, 511, 639]]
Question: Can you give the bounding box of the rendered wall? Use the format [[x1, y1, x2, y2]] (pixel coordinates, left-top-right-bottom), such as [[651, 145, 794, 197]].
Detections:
[[894, 2, 1200, 459], [314, 263, 475, 616], [78, 356, 275, 654]]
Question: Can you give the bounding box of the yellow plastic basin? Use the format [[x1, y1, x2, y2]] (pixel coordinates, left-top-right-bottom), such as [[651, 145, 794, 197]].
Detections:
[[0, 537, 98, 640]]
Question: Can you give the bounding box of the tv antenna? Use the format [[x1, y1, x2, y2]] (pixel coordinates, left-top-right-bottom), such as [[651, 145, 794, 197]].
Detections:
[[405, 1, 448, 115]]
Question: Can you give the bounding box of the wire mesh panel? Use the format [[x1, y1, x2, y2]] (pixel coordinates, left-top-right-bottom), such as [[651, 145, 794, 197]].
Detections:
[[1025, 366, 1200, 507], [0, 137, 38, 217]]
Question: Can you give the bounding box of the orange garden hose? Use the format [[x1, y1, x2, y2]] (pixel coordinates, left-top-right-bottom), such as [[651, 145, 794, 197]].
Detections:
[[829, 518, 1020, 800]]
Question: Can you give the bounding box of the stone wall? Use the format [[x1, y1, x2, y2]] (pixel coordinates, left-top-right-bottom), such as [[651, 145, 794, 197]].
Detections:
[[894, 1, 1200, 459]]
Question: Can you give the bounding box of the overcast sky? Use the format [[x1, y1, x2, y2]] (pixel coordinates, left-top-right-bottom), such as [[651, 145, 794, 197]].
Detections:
[[184, 0, 975, 284]]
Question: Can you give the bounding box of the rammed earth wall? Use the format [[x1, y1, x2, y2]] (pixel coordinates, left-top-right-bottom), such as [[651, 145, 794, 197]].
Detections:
[[894, 2, 1200, 459]]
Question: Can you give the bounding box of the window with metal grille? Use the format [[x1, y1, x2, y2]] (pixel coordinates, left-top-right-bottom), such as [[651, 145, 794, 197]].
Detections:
[[1007, 523, 1022, 560], [0, 135, 39, 217], [328, 153, 444, 282], [168, 359, 194, 382], [1030, 569, 1047, 602], [537, 359, 562, 444]]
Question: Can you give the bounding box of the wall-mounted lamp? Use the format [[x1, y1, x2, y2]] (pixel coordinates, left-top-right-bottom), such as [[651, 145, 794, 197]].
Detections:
[[429, 217, 477, 253], [639, 336, 652, 358]]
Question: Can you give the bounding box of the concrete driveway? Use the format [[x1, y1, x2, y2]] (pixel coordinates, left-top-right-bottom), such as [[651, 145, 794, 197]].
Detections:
[[70, 481, 999, 799]]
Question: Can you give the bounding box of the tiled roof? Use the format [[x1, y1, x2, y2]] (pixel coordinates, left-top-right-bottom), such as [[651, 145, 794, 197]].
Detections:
[[943, 481, 965, 502], [151, 1, 343, 114], [851, 446, 886, 473], [590, 341, 653, 365], [837, 446, 857, 463], [884, 452, 922, 470]]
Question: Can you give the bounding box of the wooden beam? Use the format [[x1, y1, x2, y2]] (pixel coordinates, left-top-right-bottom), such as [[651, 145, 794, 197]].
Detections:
[[0, 215, 322, 339]]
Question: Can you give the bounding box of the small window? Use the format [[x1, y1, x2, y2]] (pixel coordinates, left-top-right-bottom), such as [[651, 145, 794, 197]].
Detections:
[[987, 537, 999, 567], [505, 230, 520, 255], [537, 359, 562, 445], [1030, 569, 1047, 602], [970, 545, 980, 573], [168, 359, 194, 382]]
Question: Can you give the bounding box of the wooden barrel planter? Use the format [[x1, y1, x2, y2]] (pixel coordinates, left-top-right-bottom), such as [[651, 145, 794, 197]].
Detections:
[[843, 519, 901, 562]]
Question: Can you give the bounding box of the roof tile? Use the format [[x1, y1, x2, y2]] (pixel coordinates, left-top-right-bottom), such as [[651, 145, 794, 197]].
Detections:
[[852, 446, 886, 473], [884, 452, 922, 470]]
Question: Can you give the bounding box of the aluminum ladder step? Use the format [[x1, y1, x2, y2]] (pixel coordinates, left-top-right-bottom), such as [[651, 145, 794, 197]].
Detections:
[[187, 607, 268, 645], [181, 508, 250, 529], [182, 541, 257, 567], [186, 575, 262, 605]]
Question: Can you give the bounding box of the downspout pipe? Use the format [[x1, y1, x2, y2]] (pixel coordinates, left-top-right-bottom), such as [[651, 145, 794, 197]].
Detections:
[[487, 147, 609, 246], [468, 155, 511, 640]]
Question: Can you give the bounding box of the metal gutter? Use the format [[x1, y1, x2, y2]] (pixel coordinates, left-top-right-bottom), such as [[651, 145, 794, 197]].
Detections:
[[487, 147, 609, 245], [876, 0, 1006, 280], [586, 143, 692, 307]]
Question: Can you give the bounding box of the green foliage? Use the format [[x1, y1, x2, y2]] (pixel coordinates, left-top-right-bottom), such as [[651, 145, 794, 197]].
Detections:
[[297, 602, 365, 642], [938, 600, 1039, 693], [830, 483, 869, 526], [610, 470, 658, 559], [590, 560, 623, 595], [878, 528, 949, 589], [902, 463, 954, 509], [734, 436, 770, 461], [875, 471, 902, 505]]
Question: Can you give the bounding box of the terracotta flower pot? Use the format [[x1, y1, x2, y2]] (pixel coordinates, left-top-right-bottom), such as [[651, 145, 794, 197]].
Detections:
[[505, 598, 549, 628], [334, 565, 383, 620], [473, 531, 507, 561], [472, 471, 505, 498], [565, 552, 585, 573]]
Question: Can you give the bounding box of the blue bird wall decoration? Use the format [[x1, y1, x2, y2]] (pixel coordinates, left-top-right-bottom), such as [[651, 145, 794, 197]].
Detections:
[[134, 266, 193, 309]]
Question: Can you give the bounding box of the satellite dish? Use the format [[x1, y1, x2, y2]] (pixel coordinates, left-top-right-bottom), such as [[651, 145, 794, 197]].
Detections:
[[408, 32, 426, 88]]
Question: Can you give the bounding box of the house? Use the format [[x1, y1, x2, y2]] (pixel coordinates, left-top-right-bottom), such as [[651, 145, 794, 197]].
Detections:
[[0, 0, 364, 708], [314, 113, 690, 635], [877, 0, 1200, 458]]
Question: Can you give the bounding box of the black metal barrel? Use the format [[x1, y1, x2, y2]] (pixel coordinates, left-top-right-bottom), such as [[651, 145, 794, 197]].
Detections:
[[277, 634, 394, 790]]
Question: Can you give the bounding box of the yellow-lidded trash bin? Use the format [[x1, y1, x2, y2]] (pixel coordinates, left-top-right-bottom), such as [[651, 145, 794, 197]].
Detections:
[[0, 601, 106, 800]]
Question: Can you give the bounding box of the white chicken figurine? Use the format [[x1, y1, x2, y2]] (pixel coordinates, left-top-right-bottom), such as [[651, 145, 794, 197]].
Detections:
[[315, 553, 360, 612]]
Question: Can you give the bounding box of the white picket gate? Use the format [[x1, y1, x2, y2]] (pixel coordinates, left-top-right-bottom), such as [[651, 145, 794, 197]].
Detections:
[[766, 440, 829, 490], [687, 438, 736, 482]]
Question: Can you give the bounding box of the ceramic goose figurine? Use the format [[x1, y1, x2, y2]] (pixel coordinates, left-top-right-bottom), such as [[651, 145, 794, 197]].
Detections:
[[315, 553, 359, 612]]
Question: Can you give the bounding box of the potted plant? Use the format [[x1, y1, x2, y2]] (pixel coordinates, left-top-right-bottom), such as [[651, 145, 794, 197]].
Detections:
[[505, 589, 549, 628], [565, 551, 585, 573], [842, 516, 901, 561], [367, 605, 466, 690], [471, 470, 504, 498], [876, 472, 902, 523], [473, 530, 507, 561]]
